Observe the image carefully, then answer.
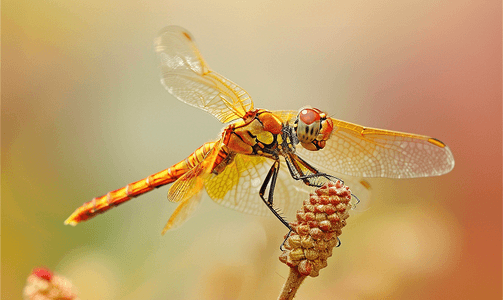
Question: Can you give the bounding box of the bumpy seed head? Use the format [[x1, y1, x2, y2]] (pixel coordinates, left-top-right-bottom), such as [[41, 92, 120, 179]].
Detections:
[[279, 180, 352, 277]]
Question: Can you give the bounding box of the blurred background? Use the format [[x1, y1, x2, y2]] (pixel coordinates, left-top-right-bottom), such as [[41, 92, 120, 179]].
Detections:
[[3, 0, 501, 299]]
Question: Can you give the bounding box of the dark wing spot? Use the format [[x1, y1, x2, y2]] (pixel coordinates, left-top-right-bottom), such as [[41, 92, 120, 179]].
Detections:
[[182, 32, 192, 41], [428, 138, 446, 148]]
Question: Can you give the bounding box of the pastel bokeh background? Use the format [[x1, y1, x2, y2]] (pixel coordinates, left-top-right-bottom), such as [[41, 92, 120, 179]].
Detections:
[[3, 0, 501, 299]]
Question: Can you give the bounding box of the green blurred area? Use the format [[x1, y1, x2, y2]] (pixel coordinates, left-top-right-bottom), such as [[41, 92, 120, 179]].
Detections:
[[3, 0, 501, 299]]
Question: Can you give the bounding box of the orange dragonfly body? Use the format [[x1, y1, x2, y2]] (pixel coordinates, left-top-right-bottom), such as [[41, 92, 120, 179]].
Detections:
[[65, 26, 455, 233]]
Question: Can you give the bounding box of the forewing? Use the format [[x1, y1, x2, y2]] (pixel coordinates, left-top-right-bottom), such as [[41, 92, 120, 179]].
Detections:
[[154, 26, 253, 123], [204, 154, 307, 220], [271, 110, 297, 124], [296, 118, 455, 178]]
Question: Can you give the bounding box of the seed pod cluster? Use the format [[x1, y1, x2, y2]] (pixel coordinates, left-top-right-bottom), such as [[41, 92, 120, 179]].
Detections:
[[279, 180, 352, 277]]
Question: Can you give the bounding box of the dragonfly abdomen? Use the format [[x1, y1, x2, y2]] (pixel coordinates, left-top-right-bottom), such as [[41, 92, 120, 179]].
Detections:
[[64, 142, 216, 226]]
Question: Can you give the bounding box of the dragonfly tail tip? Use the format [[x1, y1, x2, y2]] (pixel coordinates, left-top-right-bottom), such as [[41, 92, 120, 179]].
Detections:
[[64, 218, 78, 226]]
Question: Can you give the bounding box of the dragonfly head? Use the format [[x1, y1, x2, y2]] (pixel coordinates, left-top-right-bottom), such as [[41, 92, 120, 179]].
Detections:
[[295, 107, 333, 151]]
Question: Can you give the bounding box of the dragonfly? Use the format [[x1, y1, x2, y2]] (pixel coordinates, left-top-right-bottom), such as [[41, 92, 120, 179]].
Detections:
[[65, 26, 455, 234]]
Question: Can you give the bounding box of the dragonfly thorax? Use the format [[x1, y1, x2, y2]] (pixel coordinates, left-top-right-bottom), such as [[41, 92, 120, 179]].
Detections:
[[222, 109, 284, 157]]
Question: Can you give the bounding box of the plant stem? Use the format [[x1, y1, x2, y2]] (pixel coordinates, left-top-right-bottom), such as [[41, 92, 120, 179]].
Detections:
[[277, 268, 307, 300]]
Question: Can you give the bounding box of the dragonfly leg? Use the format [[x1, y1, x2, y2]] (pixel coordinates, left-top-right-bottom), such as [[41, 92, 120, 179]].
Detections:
[[280, 228, 293, 251], [351, 192, 361, 207], [289, 154, 369, 209], [293, 155, 364, 211], [259, 160, 291, 230], [285, 153, 343, 187]]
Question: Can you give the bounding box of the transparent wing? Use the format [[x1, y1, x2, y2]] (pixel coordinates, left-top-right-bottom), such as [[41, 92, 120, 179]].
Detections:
[[204, 153, 372, 220], [204, 154, 309, 220], [295, 117, 455, 178], [272, 110, 297, 124], [154, 26, 253, 123], [167, 167, 206, 203], [162, 189, 203, 233], [341, 176, 372, 212], [162, 143, 221, 233]]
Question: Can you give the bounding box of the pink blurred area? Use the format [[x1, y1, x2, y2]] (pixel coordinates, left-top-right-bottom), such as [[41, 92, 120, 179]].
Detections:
[[3, 0, 501, 299]]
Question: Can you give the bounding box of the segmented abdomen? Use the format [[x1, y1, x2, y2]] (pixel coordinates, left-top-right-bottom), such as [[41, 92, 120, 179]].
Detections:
[[65, 142, 216, 225]]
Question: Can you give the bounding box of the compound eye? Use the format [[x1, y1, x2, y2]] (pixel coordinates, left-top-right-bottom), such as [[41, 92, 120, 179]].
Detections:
[[296, 108, 321, 144], [299, 108, 321, 125]]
